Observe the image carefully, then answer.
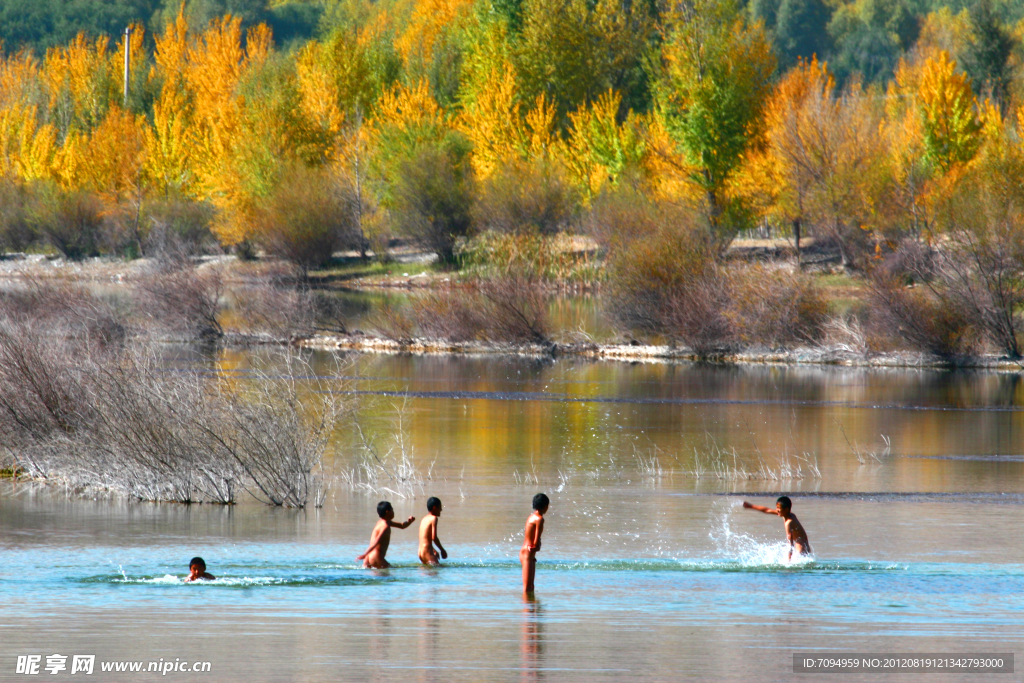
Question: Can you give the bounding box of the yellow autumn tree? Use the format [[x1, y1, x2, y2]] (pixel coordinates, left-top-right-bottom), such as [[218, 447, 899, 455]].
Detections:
[[42, 33, 112, 134], [184, 17, 272, 244], [561, 90, 645, 198], [395, 0, 474, 68], [751, 57, 833, 248], [458, 64, 528, 179], [144, 8, 194, 195], [917, 51, 982, 174]]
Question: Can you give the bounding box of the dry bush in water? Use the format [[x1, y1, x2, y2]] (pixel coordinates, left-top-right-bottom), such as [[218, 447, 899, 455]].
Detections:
[[411, 287, 487, 342], [0, 311, 341, 506], [227, 284, 349, 338], [477, 274, 550, 344], [136, 262, 224, 341], [870, 153, 1024, 358], [406, 276, 551, 344], [341, 404, 433, 498], [725, 267, 829, 348]]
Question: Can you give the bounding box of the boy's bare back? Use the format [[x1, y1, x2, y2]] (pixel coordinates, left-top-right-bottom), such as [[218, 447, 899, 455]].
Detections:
[[357, 501, 415, 569], [418, 498, 447, 566], [364, 519, 394, 568]]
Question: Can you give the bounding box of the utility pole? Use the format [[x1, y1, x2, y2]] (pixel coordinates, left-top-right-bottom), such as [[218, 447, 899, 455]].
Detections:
[[123, 26, 131, 108]]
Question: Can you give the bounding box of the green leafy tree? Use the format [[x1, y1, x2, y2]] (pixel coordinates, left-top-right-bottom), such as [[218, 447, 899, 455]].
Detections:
[[515, 0, 653, 121], [963, 0, 1014, 109], [775, 0, 832, 68], [655, 0, 776, 242]]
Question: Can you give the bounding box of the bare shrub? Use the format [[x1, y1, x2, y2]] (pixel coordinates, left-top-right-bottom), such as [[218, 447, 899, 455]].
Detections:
[[34, 189, 104, 259], [584, 184, 660, 253], [0, 178, 36, 252], [0, 317, 341, 507], [368, 297, 417, 342], [404, 276, 551, 344], [227, 284, 349, 338], [256, 164, 363, 273], [868, 275, 982, 357], [0, 277, 130, 348], [473, 160, 579, 235], [341, 404, 432, 498], [391, 144, 474, 264], [877, 239, 936, 284], [607, 221, 733, 354], [136, 263, 224, 340], [477, 274, 550, 344], [410, 287, 487, 342], [144, 196, 218, 259], [725, 267, 829, 347]]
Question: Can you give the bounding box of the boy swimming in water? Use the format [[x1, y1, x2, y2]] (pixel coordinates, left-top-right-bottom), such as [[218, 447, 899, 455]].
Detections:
[[520, 493, 549, 596], [357, 501, 415, 569], [742, 496, 812, 561], [184, 557, 215, 582], [418, 497, 448, 566]]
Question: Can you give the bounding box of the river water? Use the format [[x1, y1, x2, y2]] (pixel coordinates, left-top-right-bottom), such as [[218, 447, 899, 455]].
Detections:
[[2, 350, 1023, 682]]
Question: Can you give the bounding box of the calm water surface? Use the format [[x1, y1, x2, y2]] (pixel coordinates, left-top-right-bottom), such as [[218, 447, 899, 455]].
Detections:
[[2, 352, 1023, 682]]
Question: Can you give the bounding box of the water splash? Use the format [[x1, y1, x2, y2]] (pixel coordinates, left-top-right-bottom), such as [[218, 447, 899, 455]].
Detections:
[[707, 500, 814, 567]]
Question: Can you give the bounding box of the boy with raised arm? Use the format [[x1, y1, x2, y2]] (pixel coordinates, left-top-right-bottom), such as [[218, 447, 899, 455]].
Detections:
[[742, 495, 812, 561], [357, 501, 415, 569], [520, 493, 549, 596], [418, 497, 448, 566]]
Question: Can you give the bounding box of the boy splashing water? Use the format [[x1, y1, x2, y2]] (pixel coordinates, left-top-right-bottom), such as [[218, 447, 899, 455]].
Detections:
[[357, 501, 415, 568], [418, 497, 448, 566], [520, 493, 549, 597], [743, 496, 812, 561]]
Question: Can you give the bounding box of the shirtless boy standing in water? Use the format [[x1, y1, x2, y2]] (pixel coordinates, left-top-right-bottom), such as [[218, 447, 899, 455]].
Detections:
[[357, 501, 415, 568], [520, 493, 549, 596], [743, 496, 812, 561], [418, 497, 448, 566]]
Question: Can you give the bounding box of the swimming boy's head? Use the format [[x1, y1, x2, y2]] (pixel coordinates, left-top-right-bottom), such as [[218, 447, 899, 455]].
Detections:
[[377, 500, 394, 520], [189, 557, 206, 571], [426, 497, 442, 515], [532, 493, 549, 514], [776, 496, 792, 513]]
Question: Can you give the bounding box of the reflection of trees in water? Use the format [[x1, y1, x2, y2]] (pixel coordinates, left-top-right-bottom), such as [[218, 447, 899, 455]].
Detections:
[[521, 599, 545, 683]]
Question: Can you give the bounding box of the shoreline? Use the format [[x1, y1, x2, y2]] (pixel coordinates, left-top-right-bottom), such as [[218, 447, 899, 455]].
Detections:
[[4, 253, 1023, 372], [294, 334, 1024, 372]]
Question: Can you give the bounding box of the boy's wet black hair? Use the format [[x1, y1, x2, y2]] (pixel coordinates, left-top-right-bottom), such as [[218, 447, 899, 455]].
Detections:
[[426, 497, 441, 512], [189, 557, 206, 569], [377, 501, 393, 518], [532, 493, 550, 511], [776, 496, 792, 510]]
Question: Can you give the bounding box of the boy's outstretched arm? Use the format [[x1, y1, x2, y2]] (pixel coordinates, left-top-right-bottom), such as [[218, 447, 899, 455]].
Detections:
[[356, 525, 386, 560], [390, 516, 416, 529], [742, 502, 780, 515]]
